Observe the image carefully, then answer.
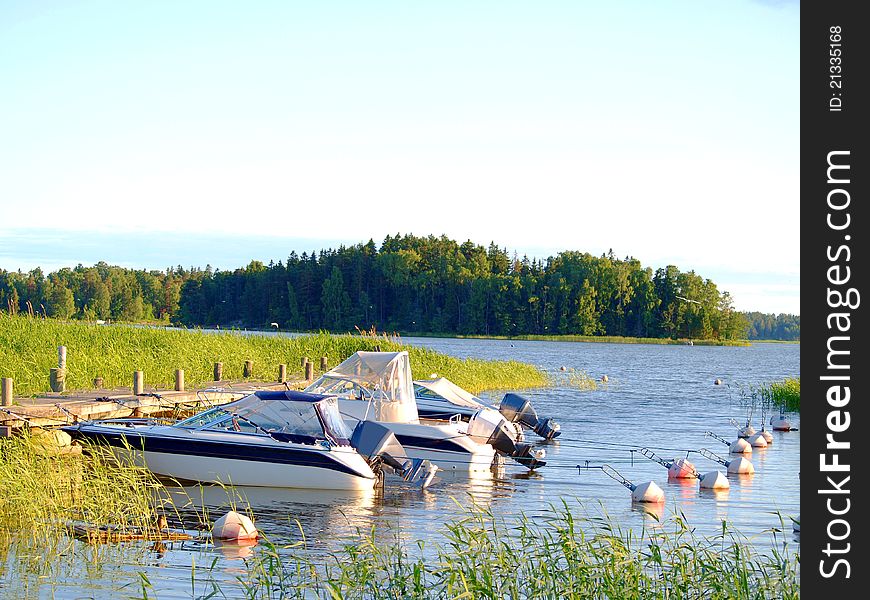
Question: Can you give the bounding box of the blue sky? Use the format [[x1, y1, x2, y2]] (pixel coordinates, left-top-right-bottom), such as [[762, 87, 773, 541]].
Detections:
[[0, 1, 799, 314]]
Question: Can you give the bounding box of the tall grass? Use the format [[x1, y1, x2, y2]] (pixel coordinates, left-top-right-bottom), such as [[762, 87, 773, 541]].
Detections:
[[192, 503, 800, 599], [760, 377, 800, 412], [0, 314, 546, 397], [0, 434, 172, 548]]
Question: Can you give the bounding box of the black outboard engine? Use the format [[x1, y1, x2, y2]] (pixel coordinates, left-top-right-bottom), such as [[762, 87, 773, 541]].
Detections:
[[350, 421, 438, 488], [498, 393, 561, 440], [467, 408, 547, 469]]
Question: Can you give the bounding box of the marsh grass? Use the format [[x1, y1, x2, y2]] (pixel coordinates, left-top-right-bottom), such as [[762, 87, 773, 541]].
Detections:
[[760, 377, 800, 412], [0, 434, 175, 547], [0, 314, 546, 397], [192, 502, 799, 599], [552, 368, 600, 391]]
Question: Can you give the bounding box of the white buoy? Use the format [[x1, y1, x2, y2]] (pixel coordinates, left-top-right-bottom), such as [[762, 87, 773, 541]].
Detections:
[[759, 428, 773, 443], [747, 432, 768, 448], [770, 415, 791, 431], [729, 438, 752, 454], [736, 425, 756, 438], [631, 480, 666, 503], [699, 470, 730, 489], [601, 374, 608, 383], [714, 378, 722, 385], [667, 458, 698, 479], [725, 456, 755, 475], [560, 366, 567, 371], [212, 511, 258, 541]]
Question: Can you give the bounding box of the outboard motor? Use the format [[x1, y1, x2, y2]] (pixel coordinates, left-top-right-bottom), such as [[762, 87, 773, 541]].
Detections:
[[467, 408, 546, 469], [350, 421, 438, 489], [498, 393, 561, 440]]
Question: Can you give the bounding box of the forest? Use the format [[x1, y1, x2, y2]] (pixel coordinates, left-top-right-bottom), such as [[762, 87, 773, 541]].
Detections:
[[0, 234, 799, 341]]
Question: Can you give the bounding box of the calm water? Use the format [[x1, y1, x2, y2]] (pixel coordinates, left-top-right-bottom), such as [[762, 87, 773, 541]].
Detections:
[[9, 338, 800, 597]]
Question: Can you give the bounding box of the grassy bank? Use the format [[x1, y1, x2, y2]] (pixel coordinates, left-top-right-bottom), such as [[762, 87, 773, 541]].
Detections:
[[761, 377, 800, 412], [190, 504, 799, 599], [0, 314, 546, 397]]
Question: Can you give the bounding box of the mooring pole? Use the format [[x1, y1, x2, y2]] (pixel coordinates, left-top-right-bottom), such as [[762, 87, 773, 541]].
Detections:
[[1, 378, 12, 407], [133, 370, 144, 395]]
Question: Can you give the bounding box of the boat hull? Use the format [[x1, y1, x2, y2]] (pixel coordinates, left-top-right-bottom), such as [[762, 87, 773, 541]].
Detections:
[[339, 400, 497, 472], [66, 424, 377, 491]]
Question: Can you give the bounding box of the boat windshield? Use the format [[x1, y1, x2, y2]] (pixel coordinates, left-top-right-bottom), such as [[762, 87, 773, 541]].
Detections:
[[176, 407, 232, 429], [307, 376, 372, 400], [315, 397, 353, 444], [174, 396, 351, 446]]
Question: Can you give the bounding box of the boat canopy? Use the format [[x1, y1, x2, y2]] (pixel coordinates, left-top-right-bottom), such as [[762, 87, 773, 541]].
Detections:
[[305, 351, 419, 423], [414, 378, 484, 409], [175, 390, 353, 445]]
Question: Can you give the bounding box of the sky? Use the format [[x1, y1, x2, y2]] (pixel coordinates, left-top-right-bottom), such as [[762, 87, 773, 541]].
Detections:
[[0, 0, 800, 314]]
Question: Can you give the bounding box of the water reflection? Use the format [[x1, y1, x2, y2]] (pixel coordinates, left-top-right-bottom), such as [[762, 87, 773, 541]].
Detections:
[[631, 500, 665, 525]]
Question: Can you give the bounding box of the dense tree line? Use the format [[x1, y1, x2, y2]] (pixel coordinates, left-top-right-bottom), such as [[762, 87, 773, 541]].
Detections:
[[0, 235, 745, 340], [2, 234, 795, 341], [0, 262, 186, 322], [744, 312, 800, 341]]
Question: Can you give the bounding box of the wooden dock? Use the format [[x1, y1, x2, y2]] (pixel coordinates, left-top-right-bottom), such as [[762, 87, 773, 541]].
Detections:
[[0, 378, 306, 430]]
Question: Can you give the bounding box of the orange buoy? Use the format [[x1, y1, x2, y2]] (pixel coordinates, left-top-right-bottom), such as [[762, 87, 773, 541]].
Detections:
[[667, 458, 698, 479]]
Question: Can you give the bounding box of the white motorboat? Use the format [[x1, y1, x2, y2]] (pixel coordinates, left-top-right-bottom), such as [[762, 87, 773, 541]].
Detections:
[[63, 390, 436, 491], [304, 351, 546, 471], [413, 377, 561, 440]]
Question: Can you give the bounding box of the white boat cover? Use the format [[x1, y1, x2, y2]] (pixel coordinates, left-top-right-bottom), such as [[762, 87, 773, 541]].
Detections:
[[311, 351, 419, 422], [414, 378, 484, 409]]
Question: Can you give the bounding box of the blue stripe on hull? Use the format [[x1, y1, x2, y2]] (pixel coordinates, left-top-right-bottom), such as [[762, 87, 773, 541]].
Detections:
[[67, 427, 369, 479]]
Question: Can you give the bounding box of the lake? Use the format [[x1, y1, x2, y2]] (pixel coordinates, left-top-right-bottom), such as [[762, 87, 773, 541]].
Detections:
[[5, 337, 800, 597]]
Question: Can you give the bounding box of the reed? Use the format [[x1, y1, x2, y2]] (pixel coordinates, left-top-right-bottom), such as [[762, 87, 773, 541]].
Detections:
[[0, 314, 546, 397], [0, 434, 175, 551], [760, 377, 800, 412], [192, 502, 800, 599]]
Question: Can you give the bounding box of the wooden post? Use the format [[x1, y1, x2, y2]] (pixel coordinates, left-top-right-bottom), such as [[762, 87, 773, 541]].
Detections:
[[174, 369, 185, 391], [304, 360, 314, 382], [301, 356, 309, 368], [278, 364, 287, 383], [93, 376, 104, 389], [50, 368, 66, 393], [243, 360, 254, 378], [133, 370, 144, 395], [58, 346, 67, 369], [320, 356, 328, 371], [1, 378, 12, 406], [214, 362, 223, 382]]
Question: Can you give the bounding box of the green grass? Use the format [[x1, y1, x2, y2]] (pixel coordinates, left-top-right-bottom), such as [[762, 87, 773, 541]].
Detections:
[[760, 377, 800, 412], [0, 314, 547, 397], [0, 431, 798, 598], [193, 502, 800, 599], [0, 433, 172, 548]]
